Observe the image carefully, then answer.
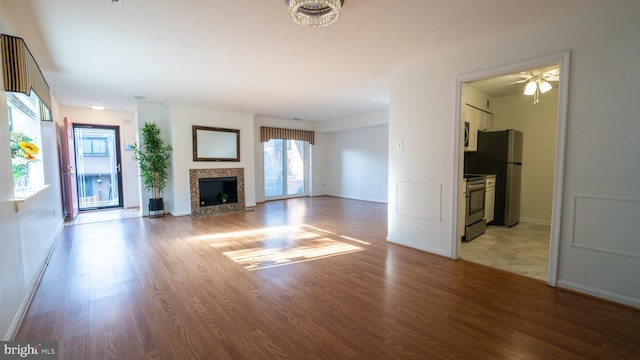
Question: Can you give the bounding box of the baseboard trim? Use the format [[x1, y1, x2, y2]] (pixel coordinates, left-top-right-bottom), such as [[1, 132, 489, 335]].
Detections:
[[519, 217, 552, 226], [557, 280, 640, 309], [4, 220, 64, 340], [386, 237, 450, 258]]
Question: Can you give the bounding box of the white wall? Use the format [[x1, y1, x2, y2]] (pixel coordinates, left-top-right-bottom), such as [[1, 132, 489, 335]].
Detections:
[[389, 0, 640, 306], [324, 125, 388, 203], [136, 102, 173, 215], [166, 105, 256, 216], [310, 131, 329, 198], [318, 111, 389, 203], [59, 106, 140, 209], [492, 89, 558, 225], [0, 8, 65, 339]]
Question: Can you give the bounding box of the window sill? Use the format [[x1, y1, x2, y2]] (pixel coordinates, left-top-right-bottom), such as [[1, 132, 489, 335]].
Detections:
[[12, 184, 50, 212]]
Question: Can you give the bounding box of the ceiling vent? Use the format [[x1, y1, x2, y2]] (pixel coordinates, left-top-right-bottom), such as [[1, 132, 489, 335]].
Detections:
[[108, 0, 123, 4]]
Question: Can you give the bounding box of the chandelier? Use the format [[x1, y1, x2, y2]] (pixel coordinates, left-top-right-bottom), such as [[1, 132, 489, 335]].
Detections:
[[286, 0, 344, 28]]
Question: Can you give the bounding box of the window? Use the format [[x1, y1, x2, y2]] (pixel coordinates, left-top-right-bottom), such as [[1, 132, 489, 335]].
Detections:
[[264, 139, 308, 198], [7, 91, 45, 194], [81, 137, 108, 155]]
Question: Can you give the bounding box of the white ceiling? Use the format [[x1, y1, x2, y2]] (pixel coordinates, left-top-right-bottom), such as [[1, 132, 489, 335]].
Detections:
[[2, 0, 614, 121], [469, 65, 561, 98]]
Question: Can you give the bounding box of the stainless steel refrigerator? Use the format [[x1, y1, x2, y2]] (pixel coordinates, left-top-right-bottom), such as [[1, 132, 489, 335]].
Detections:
[[464, 129, 523, 227]]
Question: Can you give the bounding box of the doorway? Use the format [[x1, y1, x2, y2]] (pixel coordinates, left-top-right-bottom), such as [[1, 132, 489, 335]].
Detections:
[[73, 124, 124, 211], [455, 52, 570, 286]]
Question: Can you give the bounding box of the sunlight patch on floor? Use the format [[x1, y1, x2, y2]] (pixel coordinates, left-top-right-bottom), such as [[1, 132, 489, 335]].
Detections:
[[223, 237, 363, 271], [200, 224, 368, 270]]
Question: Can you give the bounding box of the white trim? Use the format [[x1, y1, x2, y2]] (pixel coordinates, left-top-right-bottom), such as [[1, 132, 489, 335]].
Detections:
[[557, 280, 640, 309], [388, 238, 451, 258], [451, 78, 463, 259], [548, 51, 571, 288], [519, 218, 552, 226], [452, 51, 571, 288], [569, 194, 640, 259], [4, 220, 64, 340]]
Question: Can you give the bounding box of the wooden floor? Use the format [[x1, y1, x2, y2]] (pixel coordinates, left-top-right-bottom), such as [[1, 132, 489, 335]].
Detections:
[[17, 197, 640, 359]]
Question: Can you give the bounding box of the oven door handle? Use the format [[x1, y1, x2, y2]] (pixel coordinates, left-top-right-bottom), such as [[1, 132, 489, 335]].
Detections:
[[467, 183, 486, 191]]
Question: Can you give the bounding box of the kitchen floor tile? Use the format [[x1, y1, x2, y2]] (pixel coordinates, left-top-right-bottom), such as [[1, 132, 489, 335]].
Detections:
[[461, 222, 550, 281]]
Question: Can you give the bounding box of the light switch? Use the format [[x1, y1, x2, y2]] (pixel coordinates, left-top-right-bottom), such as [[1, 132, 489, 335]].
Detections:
[[396, 140, 404, 151]]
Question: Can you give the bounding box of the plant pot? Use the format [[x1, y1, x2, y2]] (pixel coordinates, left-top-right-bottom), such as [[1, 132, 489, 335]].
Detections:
[[149, 197, 164, 211]]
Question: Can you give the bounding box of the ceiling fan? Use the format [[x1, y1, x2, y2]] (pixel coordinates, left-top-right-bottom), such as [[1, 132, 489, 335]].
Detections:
[[508, 68, 560, 104]]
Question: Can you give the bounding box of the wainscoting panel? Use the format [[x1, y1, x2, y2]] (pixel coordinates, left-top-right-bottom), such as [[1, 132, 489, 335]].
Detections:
[[571, 195, 640, 259], [396, 181, 441, 222]]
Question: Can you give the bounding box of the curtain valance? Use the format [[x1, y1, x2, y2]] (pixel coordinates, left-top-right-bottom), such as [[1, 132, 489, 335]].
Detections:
[[1, 34, 52, 121], [260, 126, 314, 145]]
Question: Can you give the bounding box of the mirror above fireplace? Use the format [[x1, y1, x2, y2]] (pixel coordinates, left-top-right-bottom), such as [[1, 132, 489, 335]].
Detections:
[[192, 126, 240, 161]]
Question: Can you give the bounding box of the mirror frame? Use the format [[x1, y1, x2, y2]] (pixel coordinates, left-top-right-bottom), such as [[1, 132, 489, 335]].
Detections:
[[192, 126, 240, 162]]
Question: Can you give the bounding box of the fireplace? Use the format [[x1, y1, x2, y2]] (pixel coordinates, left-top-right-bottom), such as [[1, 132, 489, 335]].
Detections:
[[190, 168, 245, 217], [199, 177, 237, 206]]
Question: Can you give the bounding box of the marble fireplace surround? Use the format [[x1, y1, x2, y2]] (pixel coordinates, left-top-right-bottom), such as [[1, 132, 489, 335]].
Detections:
[[190, 168, 245, 217]]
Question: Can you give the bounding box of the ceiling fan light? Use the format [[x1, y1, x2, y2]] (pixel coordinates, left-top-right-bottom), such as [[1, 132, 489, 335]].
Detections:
[[524, 81, 537, 96], [539, 80, 552, 93]]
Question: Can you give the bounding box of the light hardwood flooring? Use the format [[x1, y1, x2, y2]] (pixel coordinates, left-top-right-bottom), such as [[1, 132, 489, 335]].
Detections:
[[462, 223, 550, 281], [17, 197, 640, 359]]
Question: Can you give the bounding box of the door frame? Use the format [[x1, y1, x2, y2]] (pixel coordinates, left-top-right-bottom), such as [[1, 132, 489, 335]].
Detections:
[[451, 51, 571, 287]]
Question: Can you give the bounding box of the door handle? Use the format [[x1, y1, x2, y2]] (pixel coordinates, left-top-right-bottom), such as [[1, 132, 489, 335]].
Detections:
[[117, 164, 121, 172]]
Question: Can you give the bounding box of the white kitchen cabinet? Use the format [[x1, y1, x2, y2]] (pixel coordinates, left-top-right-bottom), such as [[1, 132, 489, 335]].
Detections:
[[478, 111, 492, 132], [464, 104, 479, 152], [464, 104, 492, 152], [485, 175, 496, 223], [458, 179, 467, 239]]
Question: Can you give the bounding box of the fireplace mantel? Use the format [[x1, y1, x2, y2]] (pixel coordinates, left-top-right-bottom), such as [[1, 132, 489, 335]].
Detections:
[[189, 168, 245, 217]]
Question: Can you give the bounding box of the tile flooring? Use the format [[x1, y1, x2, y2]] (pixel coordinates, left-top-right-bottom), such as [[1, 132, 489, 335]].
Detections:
[[65, 208, 142, 226], [461, 222, 551, 281]]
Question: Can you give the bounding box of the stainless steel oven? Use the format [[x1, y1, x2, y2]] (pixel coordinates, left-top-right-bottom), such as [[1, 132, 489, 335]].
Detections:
[[464, 175, 486, 241]]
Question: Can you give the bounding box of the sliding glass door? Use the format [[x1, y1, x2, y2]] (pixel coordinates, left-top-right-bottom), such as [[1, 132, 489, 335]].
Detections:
[[264, 139, 308, 199], [73, 124, 123, 210]]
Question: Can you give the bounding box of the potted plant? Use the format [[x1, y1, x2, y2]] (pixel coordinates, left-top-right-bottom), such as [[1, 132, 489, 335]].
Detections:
[[132, 122, 172, 216], [220, 193, 229, 204]]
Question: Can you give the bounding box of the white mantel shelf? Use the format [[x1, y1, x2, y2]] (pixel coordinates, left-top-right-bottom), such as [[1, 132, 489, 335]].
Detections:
[[12, 184, 50, 212]]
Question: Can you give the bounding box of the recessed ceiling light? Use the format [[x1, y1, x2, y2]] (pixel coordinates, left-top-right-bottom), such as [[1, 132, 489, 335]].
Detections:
[[90, 105, 106, 110]]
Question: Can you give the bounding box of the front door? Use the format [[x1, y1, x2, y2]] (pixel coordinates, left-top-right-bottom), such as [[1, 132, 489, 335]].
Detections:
[[62, 117, 79, 219], [73, 124, 124, 210]]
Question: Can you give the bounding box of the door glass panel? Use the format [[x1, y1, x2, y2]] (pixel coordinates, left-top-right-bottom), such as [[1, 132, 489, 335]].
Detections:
[[264, 139, 285, 197], [74, 126, 123, 210], [264, 139, 306, 198], [287, 140, 305, 195]]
